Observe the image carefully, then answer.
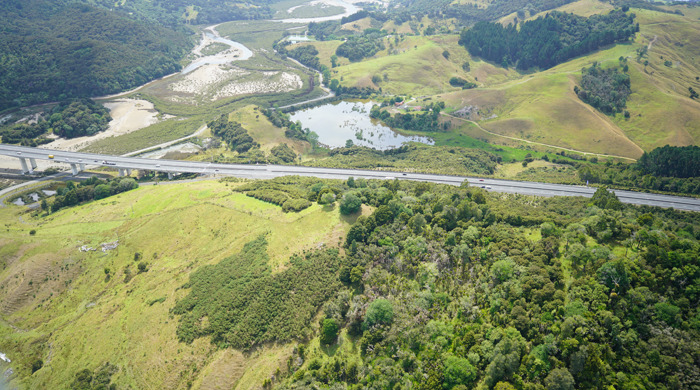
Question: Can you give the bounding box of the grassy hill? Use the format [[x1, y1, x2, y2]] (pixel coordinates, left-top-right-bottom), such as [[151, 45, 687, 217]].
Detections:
[[0, 179, 357, 389], [289, 0, 699, 159], [293, 34, 519, 96]]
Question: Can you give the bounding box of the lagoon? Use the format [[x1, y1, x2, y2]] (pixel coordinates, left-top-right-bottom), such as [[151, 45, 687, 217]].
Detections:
[[288, 101, 433, 150]]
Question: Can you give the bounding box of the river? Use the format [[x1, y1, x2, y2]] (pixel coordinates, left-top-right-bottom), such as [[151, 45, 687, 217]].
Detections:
[[182, 0, 360, 74], [181, 27, 254, 74]]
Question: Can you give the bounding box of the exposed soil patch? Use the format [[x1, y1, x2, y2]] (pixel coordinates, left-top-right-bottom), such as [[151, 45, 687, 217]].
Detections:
[[168, 64, 302, 103], [0, 250, 82, 317]]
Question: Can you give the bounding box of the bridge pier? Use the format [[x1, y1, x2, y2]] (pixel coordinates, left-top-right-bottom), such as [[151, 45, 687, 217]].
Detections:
[[70, 163, 79, 176], [29, 158, 37, 170], [127, 169, 132, 176], [167, 172, 173, 180], [80, 163, 86, 171], [118, 168, 126, 177], [18, 157, 31, 174]]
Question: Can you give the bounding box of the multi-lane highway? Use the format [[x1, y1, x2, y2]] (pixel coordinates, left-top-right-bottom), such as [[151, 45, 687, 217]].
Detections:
[[1, 144, 699, 212]]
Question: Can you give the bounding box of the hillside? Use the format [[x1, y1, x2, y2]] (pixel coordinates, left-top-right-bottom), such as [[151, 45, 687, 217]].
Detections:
[[292, 1, 699, 159], [1, 177, 698, 389], [0, 0, 192, 111], [0, 178, 358, 389]]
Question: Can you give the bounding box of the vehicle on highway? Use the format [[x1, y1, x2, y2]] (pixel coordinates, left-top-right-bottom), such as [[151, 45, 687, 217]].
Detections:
[[48, 155, 54, 159]]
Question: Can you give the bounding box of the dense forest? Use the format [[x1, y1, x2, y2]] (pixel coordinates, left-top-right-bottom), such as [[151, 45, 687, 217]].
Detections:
[[283, 45, 325, 71], [336, 29, 387, 62], [208, 114, 259, 153], [637, 145, 700, 179], [308, 21, 342, 41], [173, 235, 340, 348], [0, 0, 191, 110], [459, 10, 638, 70], [578, 145, 700, 195], [46, 176, 139, 213], [261, 108, 311, 141], [166, 177, 700, 389], [388, 0, 576, 25], [370, 102, 448, 132], [61, 0, 275, 26], [575, 60, 631, 115], [0, 99, 111, 144]]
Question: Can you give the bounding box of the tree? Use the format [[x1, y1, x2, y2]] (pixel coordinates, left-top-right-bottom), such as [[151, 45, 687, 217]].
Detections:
[[590, 187, 622, 210], [491, 259, 515, 284], [31, 359, 43, 373], [94, 184, 112, 200], [137, 262, 148, 273], [320, 318, 339, 345], [340, 193, 362, 215], [690, 87, 699, 100], [364, 298, 394, 329], [472, 189, 486, 204], [540, 222, 557, 237], [71, 369, 93, 390], [597, 261, 629, 292], [117, 178, 138, 193], [319, 192, 336, 205], [443, 356, 476, 389], [544, 368, 575, 390], [654, 302, 681, 326], [306, 131, 319, 149], [270, 143, 297, 163]]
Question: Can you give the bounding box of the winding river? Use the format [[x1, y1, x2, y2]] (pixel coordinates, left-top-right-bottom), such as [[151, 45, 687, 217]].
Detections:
[[182, 26, 254, 74], [182, 0, 360, 74]]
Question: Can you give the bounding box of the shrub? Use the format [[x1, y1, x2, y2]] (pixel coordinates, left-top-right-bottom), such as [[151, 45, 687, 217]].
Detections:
[[364, 298, 394, 329], [340, 193, 362, 215], [31, 359, 43, 373], [444, 356, 477, 388], [282, 198, 312, 212], [320, 318, 339, 345]]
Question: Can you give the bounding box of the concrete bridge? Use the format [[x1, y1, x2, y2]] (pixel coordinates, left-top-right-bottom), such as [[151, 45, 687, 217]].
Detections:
[[1, 144, 699, 212]]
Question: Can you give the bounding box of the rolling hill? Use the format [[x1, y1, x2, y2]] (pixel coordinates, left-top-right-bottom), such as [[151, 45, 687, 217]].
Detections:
[[0, 178, 357, 389], [295, 0, 699, 158]]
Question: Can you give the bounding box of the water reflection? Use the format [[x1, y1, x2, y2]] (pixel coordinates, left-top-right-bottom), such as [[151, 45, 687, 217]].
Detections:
[[288, 101, 433, 150]]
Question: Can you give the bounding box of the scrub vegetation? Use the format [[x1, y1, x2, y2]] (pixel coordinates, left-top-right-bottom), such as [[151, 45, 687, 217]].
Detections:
[[2, 0, 700, 388], [3, 177, 698, 389]]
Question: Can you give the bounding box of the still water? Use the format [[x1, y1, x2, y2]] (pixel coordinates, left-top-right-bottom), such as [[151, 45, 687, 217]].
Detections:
[[288, 101, 433, 150]]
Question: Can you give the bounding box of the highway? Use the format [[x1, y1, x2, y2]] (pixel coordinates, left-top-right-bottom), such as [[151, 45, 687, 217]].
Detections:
[[1, 144, 699, 212]]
